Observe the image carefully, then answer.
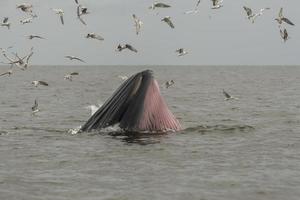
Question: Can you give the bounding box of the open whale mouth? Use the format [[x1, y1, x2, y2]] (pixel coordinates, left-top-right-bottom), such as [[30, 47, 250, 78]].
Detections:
[[80, 70, 181, 133]]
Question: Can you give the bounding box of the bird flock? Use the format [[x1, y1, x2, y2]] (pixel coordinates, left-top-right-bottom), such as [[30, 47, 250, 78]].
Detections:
[[0, 1, 296, 116]]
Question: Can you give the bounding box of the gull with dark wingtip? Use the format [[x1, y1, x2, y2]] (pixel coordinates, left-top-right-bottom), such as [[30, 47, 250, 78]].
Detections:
[[52, 8, 64, 25], [149, 2, 171, 9], [28, 35, 45, 40], [86, 33, 104, 41], [65, 55, 85, 63], [176, 48, 188, 56], [161, 16, 175, 28], [31, 80, 49, 87], [116, 44, 138, 53], [64, 72, 79, 81], [275, 8, 295, 26], [77, 5, 89, 25]]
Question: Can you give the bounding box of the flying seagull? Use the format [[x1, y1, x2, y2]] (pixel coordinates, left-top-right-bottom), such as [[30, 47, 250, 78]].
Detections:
[[86, 33, 104, 41], [223, 89, 238, 100], [31, 99, 39, 115], [165, 80, 174, 88], [149, 2, 171, 9], [280, 28, 289, 42], [116, 44, 138, 53], [247, 7, 270, 23], [52, 8, 64, 25], [161, 16, 175, 28], [184, 0, 201, 14], [31, 80, 49, 87], [275, 8, 295, 26], [1, 17, 10, 29], [64, 72, 79, 81], [176, 48, 188, 56], [28, 35, 45, 40], [16, 3, 33, 13], [133, 14, 143, 35], [65, 55, 85, 63], [211, 0, 223, 9], [77, 5, 89, 25]]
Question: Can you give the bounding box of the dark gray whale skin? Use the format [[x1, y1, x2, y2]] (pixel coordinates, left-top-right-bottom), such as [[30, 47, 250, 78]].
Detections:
[[80, 70, 181, 133]]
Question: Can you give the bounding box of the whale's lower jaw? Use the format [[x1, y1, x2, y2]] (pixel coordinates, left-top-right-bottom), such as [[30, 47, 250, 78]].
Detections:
[[80, 70, 181, 133]]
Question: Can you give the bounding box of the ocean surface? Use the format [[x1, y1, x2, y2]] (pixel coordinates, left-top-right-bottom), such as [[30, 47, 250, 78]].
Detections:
[[1, 65, 300, 200]]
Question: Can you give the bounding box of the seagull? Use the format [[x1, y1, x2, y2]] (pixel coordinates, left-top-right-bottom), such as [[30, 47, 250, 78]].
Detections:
[[223, 89, 238, 100], [16, 3, 33, 13], [149, 2, 171, 9], [28, 35, 45, 40], [275, 8, 295, 26], [161, 16, 175, 28], [244, 6, 270, 22], [22, 48, 34, 70], [52, 8, 64, 25], [280, 28, 289, 42], [176, 48, 188, 56], [31, 80, 49, 87], [20, 17, 33, 24], [64, 72, 79, 81], [1, 17, 10, 29], [77, 5, 89, 25], [65, 55, 85, 63], [0, 69, 13, 77], [133, 14, 143, 35], [31, 99, 39, 115], [116, 44, 138, 53], [165, 80, 174, 88], [211, 0, 223, 9], [86, 33, 104, 41]]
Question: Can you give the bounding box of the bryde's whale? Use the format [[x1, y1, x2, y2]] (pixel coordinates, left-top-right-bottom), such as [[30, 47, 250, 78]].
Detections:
[[80, 70, 181, 133]]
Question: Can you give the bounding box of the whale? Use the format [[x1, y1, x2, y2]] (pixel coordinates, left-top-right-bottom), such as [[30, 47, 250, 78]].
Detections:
[[80, 70, 181, 133]]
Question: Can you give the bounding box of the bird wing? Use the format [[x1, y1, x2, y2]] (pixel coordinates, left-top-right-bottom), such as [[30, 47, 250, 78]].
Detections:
[[212, 0, 217, 6], [78, 16, 87, 25], [282, 17, 294, 26], [60, 14, 64, 25], [156, 3, 171, 8], [223, 90, 231, 98], [74, 57, 85, 62], [278, 8, 283, 18], [196, 0, 201, 7], [38, 81, 49, 86], [243, 6, 252, 17], [77, 5, 81, 17], [75, 0, 79, 4], [94, 34, 104, 40], [0, 71, 9, 76], [26, 51, 34, 63], [70, 72, 79, 75], [125, 44, 138, 53], [279, 29, 284, 38], [32, 99, 38, 111], [3, 17, 8, 23], [165, 18, 175, 28]]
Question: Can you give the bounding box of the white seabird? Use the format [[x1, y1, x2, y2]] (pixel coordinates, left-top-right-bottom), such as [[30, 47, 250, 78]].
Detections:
[[65, 55, 85, 63], [86, 33, 104, 41], [31, 99, 39, 115], [31, 80, 49, 87], [20, 17, 33, 24], [116, 44, 138, 53], [211, 0, 223, 9], [52, 8, 64, 25], [64, 72, 79, 81], [176, 48, 188, 56], [275, 8, 295, 26], [165, 80, 174, 88], [149, 2, 171, 10], [280, 28, 289, 42], [133, 14, 143, 35], [161, 16, 175, 28], [223, 89, 238, 100]]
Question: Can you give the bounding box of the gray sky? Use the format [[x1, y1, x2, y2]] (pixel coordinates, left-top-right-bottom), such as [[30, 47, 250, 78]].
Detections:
[[0, 0, 299, 65]]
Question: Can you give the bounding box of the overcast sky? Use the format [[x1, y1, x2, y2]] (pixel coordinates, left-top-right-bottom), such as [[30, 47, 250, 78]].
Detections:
[[0, 0, 298, 66]]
